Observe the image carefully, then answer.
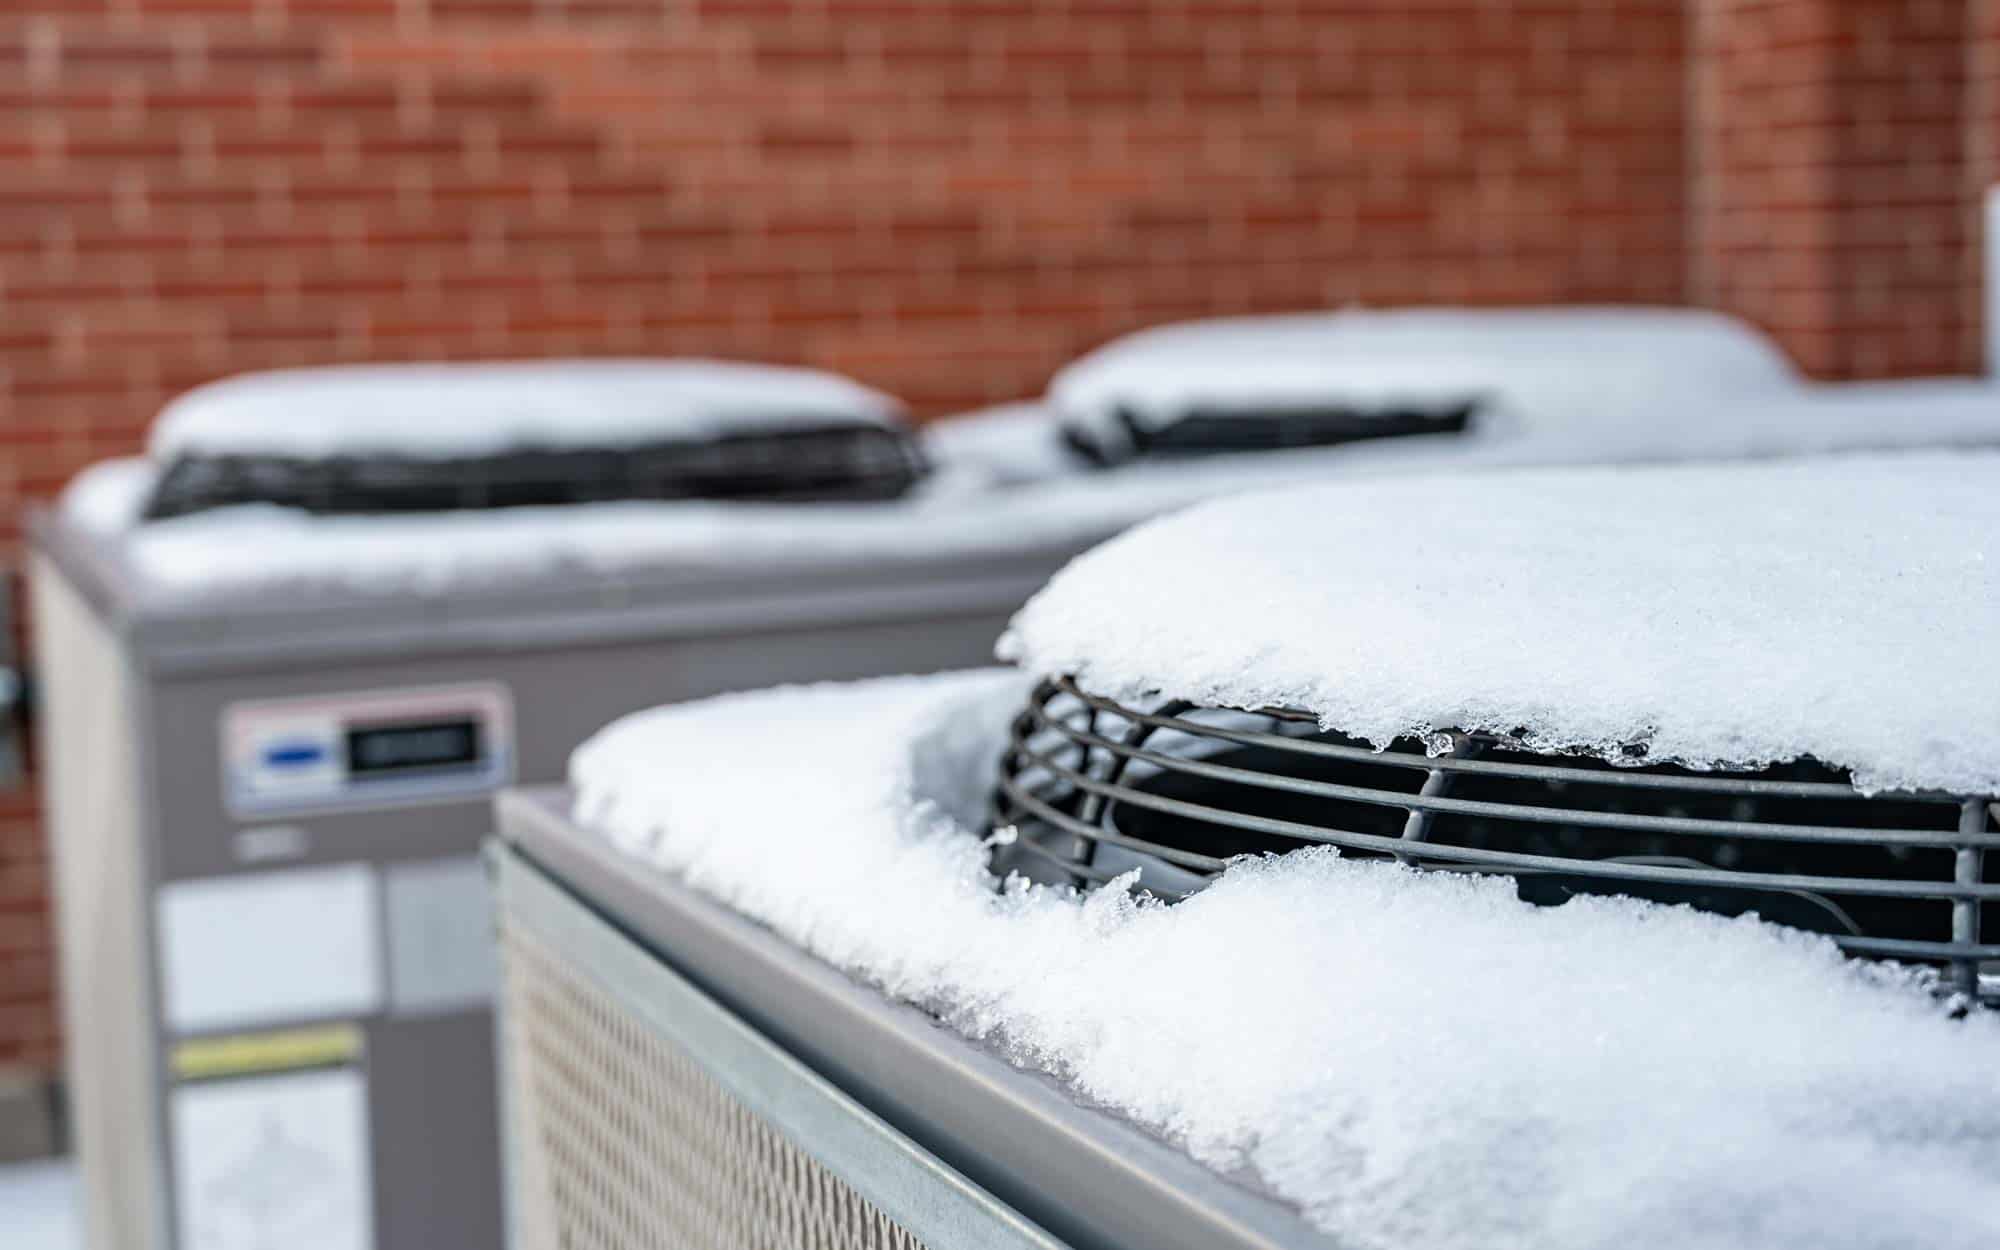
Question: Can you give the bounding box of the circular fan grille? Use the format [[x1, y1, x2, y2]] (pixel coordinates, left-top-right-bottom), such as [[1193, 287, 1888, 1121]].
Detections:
[[992, 677, 1999, 1007]]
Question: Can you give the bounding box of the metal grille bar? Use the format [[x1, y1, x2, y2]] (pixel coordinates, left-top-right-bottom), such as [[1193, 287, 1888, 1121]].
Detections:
[[993, 678, 1999, 1006], [1050, 679, 1967, 802]]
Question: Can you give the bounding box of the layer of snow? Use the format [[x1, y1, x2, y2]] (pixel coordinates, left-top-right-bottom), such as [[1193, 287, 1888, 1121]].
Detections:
[[0, 1159, 80, 1250], [1051, 305, 1802, 452], [59, 458, 156, 537], [1002, 448, 2000, 796], [149, 359, 906, 461], [62, 381, 2000, 600], [572, 671, 2000, 1250], [917, 402, 1087, 485], [56, 434, 1495, 596], [1611, 377, 2000, 460]]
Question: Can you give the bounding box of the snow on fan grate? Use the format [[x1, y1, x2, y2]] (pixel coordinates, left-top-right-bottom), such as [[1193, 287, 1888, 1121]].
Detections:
[[499, 924, 927, 1250], [993, 677, 2000, 1005]]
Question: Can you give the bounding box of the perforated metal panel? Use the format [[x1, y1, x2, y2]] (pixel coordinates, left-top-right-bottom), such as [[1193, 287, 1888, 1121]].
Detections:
[[502, 926, 925, 1250]]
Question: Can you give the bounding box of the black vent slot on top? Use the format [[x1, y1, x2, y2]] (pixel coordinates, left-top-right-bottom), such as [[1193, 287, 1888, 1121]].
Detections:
[[993, 677, 2000, 1007], [1062, 399, 1480, 467], [141, 422, 931, 520]]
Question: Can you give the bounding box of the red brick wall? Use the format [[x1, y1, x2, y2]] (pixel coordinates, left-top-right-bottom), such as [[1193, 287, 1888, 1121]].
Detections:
[[1692, 0, 1982, 377], [0, 1, 1693, 537], [2, 0, 1996, 1081], [1977, 0, 2000, 374], [0, 787, 54, 1074], [0, 0, 1992, 1088], [0, 0, 1697, 1075]]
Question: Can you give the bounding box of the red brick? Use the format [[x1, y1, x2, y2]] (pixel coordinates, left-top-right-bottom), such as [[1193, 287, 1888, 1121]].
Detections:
[[145, 85, 265, 116], [490, 126, 604, 162], [481, 33, 621, 74], [0, 951, 54, 1004], [431, 0, 540, 16], [756, 122, 856, 157], [286, 84, 399, 116], [339, 37, 479, 73], [563, 0, 670, 17], [130, 0, 263, 12], [431, 84, 544, 119], [350, 130, 464, 160], [1692, 0, 1981, 376], [204, 37, 321, 72], [563, 172, 674, 202], [286, 0, 401, 12], [0, 86, 125, 116], [57, 33, 181, 73]]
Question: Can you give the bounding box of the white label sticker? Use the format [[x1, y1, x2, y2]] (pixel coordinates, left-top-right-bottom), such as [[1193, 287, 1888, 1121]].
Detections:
[[171, 1067, 373, 1250], [158, 863, 382, 1033]]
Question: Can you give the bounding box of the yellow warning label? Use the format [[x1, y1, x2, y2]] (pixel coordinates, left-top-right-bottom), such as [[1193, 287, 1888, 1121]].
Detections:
[[171, 1024, 363, 1081]]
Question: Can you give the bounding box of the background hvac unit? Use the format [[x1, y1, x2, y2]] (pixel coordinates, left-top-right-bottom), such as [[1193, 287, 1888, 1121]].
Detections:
[[492, 788, 1338, 1250], [30, 509, 1091, 1250]]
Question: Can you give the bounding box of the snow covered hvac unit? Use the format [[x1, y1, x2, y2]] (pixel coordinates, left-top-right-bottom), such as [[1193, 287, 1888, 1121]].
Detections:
[[1046, 305, 1804, 465], [28, 361, 1069, 1250], [490, 790, 1338, 1250]]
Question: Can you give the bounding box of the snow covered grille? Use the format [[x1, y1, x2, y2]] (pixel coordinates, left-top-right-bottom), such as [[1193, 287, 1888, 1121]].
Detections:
[[1061, 400, 1476, 466], [143, 424, 929, 519], [499, 923, 927, 1250], [993, 677, 2000, 1006]]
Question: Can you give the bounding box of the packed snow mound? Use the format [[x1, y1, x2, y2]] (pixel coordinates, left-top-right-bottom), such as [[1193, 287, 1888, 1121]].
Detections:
[[60, 458, 155, 537], [572, 672, 2000, 1250], [1050, 305, 1801, 440], [150, 359, 906, 461], [1616, 377, 2000, 461], [1001, 449, 2000, 796], [917, 402, 1088, 485]]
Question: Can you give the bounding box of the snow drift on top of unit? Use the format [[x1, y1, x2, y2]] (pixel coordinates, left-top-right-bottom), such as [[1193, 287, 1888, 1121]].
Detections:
[[148, 359, 908, 461], [61, 433, 1528, 596], [67, 365, 2000, 602], [1049, 305, 1802, 447], [59, 457, 157, 537], [1608, 376, 2000, 461], [999, 448, 2000, 795], [916, 401, 1089, 485]]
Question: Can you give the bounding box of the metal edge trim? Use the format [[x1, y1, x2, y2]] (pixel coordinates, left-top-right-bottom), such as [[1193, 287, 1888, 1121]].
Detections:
[[26, 506, 144, 636], [490, 836, 1069, 1250], [30, 506, 1091, 678]]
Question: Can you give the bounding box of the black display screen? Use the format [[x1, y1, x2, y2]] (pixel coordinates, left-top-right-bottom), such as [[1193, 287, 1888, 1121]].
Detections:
[[345, 718, 483, 777]]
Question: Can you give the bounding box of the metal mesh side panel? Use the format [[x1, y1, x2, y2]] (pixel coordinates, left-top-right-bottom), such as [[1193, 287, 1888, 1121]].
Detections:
[[501, 921, 927, 1250]]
